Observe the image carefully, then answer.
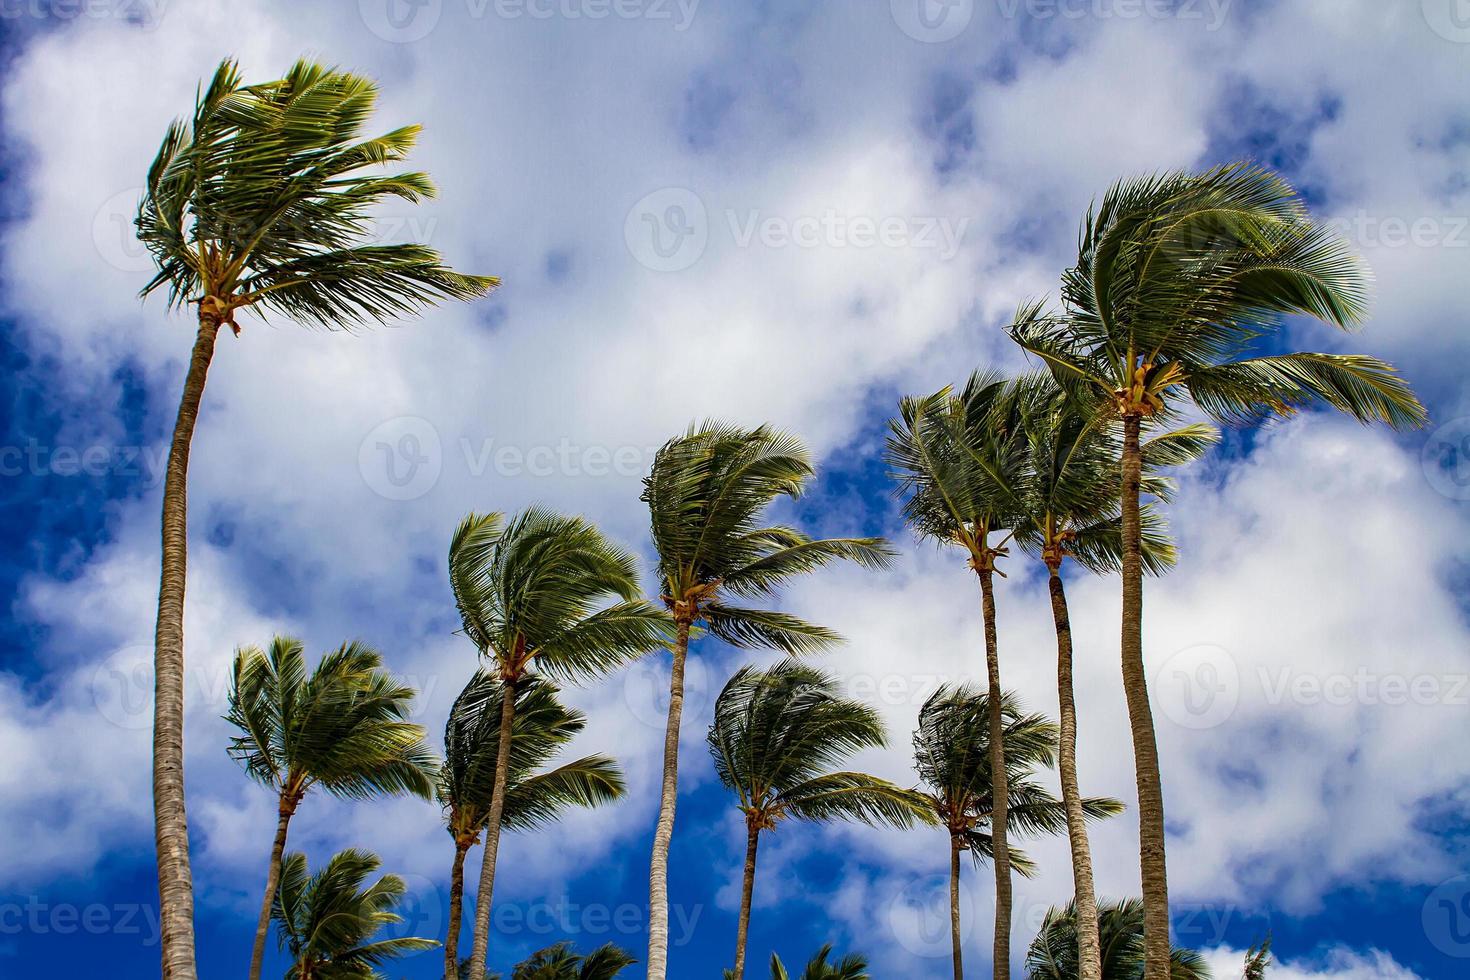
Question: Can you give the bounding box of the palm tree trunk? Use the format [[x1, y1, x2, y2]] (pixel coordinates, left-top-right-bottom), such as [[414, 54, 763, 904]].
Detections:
[[977, 566, 1011, 980], [249, 794, 297, 980], [467, 674, 519, 980], [1047, 564, 1103, 980], [647, 616, 692, 980], [950, 834, 964, 980], [445, 835, 473, 980], [731, 822, 761, 979], [153, 314, 219, 980], [1120, 413, 1170, 980]]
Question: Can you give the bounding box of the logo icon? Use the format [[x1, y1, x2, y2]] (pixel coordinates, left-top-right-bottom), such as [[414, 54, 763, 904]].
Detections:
[[92, 645, 156, 731], [888, 873, 967, 958], [359, 417, 443, 501], [1424, 875, 1470, 957], [360, 0, 442, 43], [1153, 643, 1239, 730], [621, 655, 711, 731], [1423, 417, 1470, 501], [381, 873, 446, 943], [1423, 0, 1470, 43], [624, 188, 708, 272], [93, 188, 152, 274], [891, 0, 973, 43]]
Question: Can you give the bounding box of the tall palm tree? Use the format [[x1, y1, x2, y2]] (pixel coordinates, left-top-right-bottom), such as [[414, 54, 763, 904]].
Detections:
[[913, 686, 1123, 980], [449, 508, 670, 980], [709, 660, 933, 979], [138, 59, 495, 978], [272, 847, 439, 979], [640, 422, 894, 980], [768, 945, 870, 980], [440, 672, 626, 980], [1008, 162, 1426, 980], [226, 636, 437, 980], [1024, 899, 1210, 980], [1010, 378, 1216, 980], [887, 373, 1030, 980]]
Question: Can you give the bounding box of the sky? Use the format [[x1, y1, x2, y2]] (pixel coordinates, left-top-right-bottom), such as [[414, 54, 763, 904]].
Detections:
[[0, 0, 1468, 978]]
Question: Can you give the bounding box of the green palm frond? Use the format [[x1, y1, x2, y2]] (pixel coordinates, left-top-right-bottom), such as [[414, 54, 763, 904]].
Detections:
[[138, 58, 496, 327], [1025, 898, 1211, 980]]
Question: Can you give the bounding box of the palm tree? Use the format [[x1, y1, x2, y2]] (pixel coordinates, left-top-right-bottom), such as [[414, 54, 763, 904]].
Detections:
[[138, 59, 495, 977], [1010, 378, 1215, 980], [709, 660, 933, 978], [887, 372, 1030, 980], [1241, 937, 1272, 980], [1024, 899, 1210, 980], [440, 672, 626, 979], [640, 422, 895, 980], [473, 941, 637, 979], [913, 686, 1123, 980], [272, 847, 439, 979], [226, 636, 436, 980], [1008, 162, 1426, 980], [449, 508, 670, 980], [768, 945, 870, 980]]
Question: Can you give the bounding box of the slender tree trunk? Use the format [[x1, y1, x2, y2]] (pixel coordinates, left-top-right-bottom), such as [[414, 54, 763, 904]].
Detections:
[[977, 567, 1012, 980], [731, 822, 761, 979], [1120, 414, 1170, 980], [248, 795, 297, 980], [646, 617, 692, 980], [1047, 564, 1103, 980], [467, 675, 519, 980], [950, 834, 964, 980], [153, 314, 219, 980], [445, 836, 473, 980]]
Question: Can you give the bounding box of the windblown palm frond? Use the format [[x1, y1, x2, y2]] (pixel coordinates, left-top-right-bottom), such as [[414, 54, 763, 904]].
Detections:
[[1024, 898, 1212, 980], [272, 848, 438, 979], [138, 58, 497, 330]]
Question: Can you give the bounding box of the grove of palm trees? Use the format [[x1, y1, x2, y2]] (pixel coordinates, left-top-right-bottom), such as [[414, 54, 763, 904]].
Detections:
[[5, 7, 1459, 980]]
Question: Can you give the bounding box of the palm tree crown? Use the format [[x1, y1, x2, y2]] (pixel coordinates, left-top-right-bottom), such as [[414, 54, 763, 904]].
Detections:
[[226, 637, 436, 807], [709, 660, 930, 833], [138, 58, 497, 333], [1024, 899, 1211, 980], [768, 945, 870, 980], [644, 421, 894, 644], [272, 848, 438, 979]]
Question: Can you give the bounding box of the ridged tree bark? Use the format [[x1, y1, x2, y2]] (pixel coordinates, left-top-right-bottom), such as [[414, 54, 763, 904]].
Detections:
[[153, 313, 219, 980], [1120, 413, 1170, 980], [1047, 563, 1103, 980], [466, 675, 519, 980], [445, 835, 473, 980], [248, 794, 299, 980], [646, 617, 692, 980], [977, 565, 1011, 980], [731, 820, 760, 979], [949, 834, 964, 980]]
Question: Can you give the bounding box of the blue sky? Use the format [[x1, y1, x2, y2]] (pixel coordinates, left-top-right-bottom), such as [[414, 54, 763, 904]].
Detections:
[[1, 2, 1469, 978]]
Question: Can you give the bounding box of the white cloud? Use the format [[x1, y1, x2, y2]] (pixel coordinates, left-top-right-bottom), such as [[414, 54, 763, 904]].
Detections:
[[1201, 944, 1426, 980]]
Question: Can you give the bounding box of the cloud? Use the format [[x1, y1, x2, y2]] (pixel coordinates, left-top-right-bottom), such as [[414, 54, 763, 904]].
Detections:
[[1200, 944, 1426, 980]]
